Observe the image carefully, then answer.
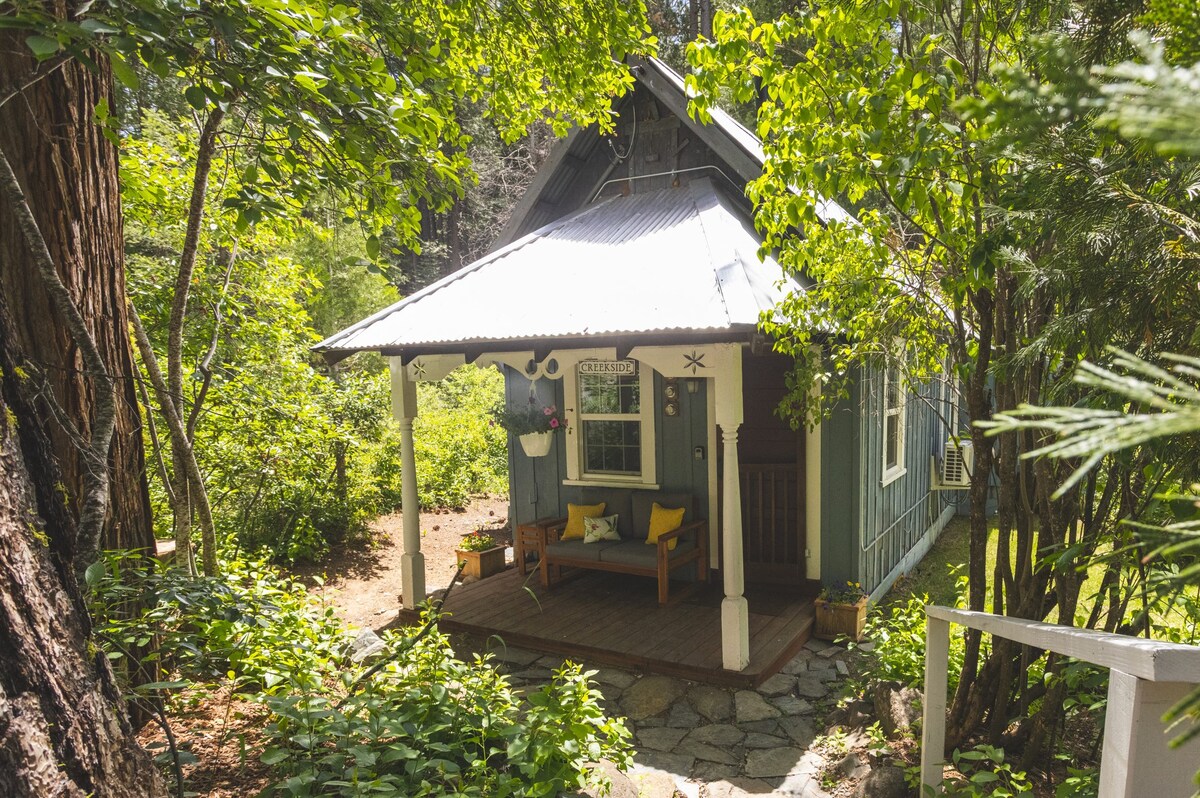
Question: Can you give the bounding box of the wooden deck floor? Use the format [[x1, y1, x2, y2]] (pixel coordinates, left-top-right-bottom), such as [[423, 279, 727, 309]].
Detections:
[[397, 568, 815, 688]]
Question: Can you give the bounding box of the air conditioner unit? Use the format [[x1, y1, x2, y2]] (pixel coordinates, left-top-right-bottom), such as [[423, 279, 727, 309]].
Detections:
[[940, 439, 973, 488]]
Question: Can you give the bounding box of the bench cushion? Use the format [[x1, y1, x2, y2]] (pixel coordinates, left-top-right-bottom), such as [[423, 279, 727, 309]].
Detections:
[[632, 492, 693, 539], [598, 538, 696, 568], [544, 539, 622, 563]]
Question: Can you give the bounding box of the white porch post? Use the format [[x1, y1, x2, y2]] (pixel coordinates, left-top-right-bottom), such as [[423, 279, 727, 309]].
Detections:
[[390, 357, 425, 609], [716, 346, 749, 671]]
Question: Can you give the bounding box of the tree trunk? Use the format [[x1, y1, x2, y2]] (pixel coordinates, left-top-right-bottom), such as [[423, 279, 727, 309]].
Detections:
[[0, 296, 166, 796], [0, 23, 154, 561]]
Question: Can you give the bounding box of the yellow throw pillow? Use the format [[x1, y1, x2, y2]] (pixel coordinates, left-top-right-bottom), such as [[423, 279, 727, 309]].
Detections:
[[562, 502, 606, 541], [646, 502, 686, 551]]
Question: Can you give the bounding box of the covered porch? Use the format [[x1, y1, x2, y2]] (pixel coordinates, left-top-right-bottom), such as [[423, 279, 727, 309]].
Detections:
[[318, 179, 824, 674], [397, 567, 815, 688]]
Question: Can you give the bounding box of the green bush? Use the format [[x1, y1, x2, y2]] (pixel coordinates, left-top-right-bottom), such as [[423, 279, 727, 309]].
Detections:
[[89, 553, 628, 797], [856, 586, 967, 693], [263, 621, 631, 797], [87, 551, 346, 693], [938, 744, 1033, 797]]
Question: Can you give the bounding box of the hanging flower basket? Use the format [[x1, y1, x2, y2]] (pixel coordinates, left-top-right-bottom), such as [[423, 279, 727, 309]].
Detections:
[[519, 431, 554, 457]]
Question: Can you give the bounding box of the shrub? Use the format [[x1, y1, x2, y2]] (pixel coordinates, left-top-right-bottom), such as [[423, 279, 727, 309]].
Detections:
[[89, 553, 629, 796], [263, 623, 631, 797], [87, 551, 346, 693], [855, 588, 967, 693], [939, 744, 1033, 797]]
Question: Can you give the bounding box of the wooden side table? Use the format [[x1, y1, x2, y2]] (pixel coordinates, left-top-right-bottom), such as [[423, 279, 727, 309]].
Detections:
[[515, 517, 562, 576]]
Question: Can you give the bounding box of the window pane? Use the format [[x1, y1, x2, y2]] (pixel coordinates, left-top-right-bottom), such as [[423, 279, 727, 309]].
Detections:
[[583, 420, 641, 475], [885, 368, 899, 410], [580, 373, 639, 414], [885, 416, 899, 470]]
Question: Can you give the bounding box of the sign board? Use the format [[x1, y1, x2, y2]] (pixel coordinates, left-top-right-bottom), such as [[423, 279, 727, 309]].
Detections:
[[578, 359, 637, 377]]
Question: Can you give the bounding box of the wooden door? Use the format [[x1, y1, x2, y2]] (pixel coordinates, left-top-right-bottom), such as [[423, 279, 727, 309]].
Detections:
[[731, 353, 807, 585]]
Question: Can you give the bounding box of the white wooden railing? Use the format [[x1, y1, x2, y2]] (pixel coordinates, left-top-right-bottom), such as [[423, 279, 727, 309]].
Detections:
[[921, 606, 1200, 797]]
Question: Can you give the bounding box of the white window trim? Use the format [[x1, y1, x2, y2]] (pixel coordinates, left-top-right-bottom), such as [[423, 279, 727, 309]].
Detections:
[[563, 363, 657, 487], [881, 367, 907, 486]]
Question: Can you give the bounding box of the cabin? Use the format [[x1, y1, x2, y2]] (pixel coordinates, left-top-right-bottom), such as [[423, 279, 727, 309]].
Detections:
[[317, 57, 958, 684]]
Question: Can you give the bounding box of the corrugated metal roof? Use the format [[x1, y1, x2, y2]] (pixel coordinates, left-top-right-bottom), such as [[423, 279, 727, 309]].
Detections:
[[316, 178, 800, 356]]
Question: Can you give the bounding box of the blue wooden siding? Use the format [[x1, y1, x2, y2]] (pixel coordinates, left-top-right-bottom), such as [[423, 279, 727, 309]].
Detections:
[[854, 368, 957, 592], [819, 373, 860, 586], [504, 366, 710, 532]]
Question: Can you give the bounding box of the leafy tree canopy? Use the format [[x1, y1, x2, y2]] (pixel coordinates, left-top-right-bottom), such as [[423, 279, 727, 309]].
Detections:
[[10, 0, 654, 246]]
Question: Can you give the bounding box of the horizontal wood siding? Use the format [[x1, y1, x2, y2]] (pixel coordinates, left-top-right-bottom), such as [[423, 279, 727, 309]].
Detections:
[[856, 368, 955, 592]]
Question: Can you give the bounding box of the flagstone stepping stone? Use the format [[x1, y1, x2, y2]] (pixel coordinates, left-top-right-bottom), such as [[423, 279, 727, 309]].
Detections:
[[692, 760, 740, 782], [688, 684, 733, 722], [512, 666, 553, 680], [738, 719, 781, 735], [637, 727, 688, 752], [806, 656, 834, 671], [817, 645, 842, 658], [781, 651, 812, 675], [705, 777, 778, 798], [779, 716, 816, 747], [621, 675, 687, 721], [592, 667, 638, 690], [666, 700, 702, 728], [743, 746, 807, 778], [675, 739, 739, 766], [631, 750, 694, 779], [756, 672, 796, 697], [772, 770, 831, 798], [535, 654, 566, 669], [685, 723, 744, 747], [794, 675, 830, 699], [743, 731, 790, 749], [638, 716, 665, 729], [835, 660, 850, 677], [807, 668, 838, 683], [735, 690, 781, 723], [803, 640, 827, 653], [770, 695, 814, 716]]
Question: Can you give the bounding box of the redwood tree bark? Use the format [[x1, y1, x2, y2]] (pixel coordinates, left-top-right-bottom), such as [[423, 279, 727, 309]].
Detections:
[[0, 23, 154, 563], [0, 298, 166, 796]]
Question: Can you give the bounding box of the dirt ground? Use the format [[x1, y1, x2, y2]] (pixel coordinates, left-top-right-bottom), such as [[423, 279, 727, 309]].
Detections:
[[293, 494, 512, 630]]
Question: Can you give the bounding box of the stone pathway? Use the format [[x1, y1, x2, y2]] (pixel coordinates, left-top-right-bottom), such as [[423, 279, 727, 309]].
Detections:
[[485, 639, 863, 798]]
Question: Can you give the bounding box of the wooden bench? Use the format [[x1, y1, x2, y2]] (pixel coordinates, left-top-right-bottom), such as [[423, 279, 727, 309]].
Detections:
[[531, 490, 709, 605]]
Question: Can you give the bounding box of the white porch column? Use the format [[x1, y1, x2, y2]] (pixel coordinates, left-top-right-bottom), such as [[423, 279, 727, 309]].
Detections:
[[715, 347, 749, 671], [390, 358, 425, 609]]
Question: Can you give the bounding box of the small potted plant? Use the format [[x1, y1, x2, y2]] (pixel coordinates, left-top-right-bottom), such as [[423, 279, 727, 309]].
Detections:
[[455, 529, 506, 580], [814, 580, 868, 642], [495, 400, 567, 457]]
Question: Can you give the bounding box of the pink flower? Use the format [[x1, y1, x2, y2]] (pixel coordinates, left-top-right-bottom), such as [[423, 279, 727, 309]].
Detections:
[[550, 418, 560, 428], [543, 406, 553, 416]]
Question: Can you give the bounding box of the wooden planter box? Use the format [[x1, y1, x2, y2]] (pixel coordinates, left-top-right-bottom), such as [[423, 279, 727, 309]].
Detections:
[[814, 596, 867, 642], [455, 546, 506, 580]]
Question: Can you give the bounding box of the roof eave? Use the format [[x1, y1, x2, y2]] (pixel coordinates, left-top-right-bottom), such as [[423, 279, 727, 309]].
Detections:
[[317, 326, 761, 364]]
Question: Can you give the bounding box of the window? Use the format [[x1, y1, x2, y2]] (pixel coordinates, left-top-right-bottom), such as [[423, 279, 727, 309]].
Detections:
[[882, 366, 907, 485], [579, 372, 642, 475], [563, 360, 657, 486]]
